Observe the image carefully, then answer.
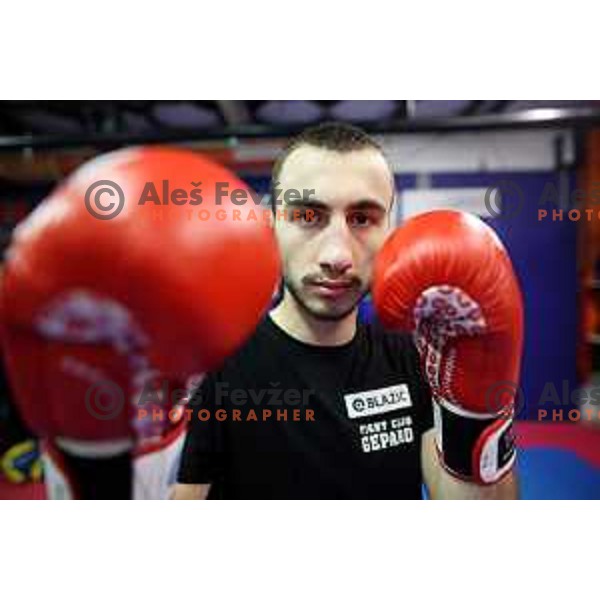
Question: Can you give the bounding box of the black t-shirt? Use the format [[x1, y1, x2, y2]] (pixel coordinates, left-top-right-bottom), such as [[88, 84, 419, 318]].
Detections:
[[177, 314, 433, 499]]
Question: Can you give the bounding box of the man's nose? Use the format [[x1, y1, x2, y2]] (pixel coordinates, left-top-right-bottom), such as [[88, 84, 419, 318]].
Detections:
[[317, 217, 354, 276]]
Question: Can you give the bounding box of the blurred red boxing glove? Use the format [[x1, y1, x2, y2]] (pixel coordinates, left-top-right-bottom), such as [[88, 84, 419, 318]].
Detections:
[[1, 146, 280, 498], [372, 210, 523, 484]]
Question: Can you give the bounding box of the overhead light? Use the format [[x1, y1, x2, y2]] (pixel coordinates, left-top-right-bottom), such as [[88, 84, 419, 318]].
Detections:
[[256, 101, 324, 125]]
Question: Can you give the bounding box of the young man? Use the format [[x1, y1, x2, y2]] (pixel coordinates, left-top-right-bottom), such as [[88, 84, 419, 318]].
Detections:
[[174, 123, 519, 499]]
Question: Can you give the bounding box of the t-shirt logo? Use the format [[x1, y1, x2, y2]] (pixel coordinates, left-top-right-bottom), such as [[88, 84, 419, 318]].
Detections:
[[344, 384, 412, 419]]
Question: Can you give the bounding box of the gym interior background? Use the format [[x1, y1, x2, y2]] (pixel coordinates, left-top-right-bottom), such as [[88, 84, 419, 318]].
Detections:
[[0, 99, 599, 499]]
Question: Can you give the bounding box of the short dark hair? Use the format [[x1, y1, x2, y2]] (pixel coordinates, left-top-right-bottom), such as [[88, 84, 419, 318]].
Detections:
[[270, 122, 392, 213]]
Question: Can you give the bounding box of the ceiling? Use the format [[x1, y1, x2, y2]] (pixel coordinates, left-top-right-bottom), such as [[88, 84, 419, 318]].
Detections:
[[0, 100, 595, 139]]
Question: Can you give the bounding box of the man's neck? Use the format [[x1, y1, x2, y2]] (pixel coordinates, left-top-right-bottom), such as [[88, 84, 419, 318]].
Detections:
[[269, 293, 357, 347]]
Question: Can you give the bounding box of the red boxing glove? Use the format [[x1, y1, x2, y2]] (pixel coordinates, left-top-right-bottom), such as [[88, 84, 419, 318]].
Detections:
[[372, 210, 523, 484], [1, 147, 280, 497]]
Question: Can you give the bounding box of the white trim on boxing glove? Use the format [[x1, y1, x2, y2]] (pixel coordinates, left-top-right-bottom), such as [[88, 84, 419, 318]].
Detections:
[[55, 437, 133, 458]]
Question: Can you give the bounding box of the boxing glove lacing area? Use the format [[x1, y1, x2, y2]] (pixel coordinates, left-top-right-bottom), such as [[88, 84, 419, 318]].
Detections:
[[412, 285, 516, 484], [412, 284, 487, 401], [35, 289, 188, 455]]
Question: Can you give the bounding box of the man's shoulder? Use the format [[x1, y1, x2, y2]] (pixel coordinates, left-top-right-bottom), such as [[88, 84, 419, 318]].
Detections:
[[212, 314, 274, 374], [359, 317, 422, 375], [190, 315, 273, 400], [360, 317, 415, 351]]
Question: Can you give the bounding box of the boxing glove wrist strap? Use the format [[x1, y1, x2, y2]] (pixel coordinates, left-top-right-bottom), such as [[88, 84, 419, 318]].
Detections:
[[433, 398, 516, 485]]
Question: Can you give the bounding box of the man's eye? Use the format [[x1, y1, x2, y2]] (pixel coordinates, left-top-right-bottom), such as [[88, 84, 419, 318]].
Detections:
[[295, 209, 322, 226], [348, 212, 373, 227]]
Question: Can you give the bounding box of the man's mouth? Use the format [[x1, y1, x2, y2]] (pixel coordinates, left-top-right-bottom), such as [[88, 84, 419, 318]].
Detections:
[[307, 279, 357, 299]]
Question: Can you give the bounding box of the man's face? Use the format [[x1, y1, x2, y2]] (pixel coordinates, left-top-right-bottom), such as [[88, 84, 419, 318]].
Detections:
[[273, 145, 394, 321]]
